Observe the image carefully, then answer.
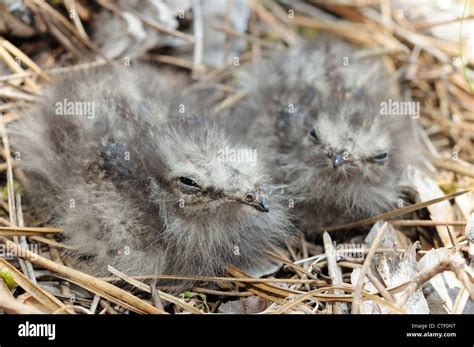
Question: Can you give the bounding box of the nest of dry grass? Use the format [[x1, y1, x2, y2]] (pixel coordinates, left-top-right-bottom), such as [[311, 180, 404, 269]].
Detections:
[[0, 0, 473, 315]]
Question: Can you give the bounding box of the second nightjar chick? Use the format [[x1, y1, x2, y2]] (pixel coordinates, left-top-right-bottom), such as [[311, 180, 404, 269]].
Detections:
[[236, 37, 419, 237], [9, 64, 293, 285]]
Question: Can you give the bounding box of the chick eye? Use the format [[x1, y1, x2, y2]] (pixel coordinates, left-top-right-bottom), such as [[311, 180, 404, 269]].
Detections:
[[371, 152, 388, 162], [177, 177, 201, 193], [309, 128, 319, 142]]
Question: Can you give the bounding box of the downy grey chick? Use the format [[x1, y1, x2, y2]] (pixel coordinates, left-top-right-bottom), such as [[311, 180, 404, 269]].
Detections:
[[237, 38, 419, 237], [9, 64, 292, 283]]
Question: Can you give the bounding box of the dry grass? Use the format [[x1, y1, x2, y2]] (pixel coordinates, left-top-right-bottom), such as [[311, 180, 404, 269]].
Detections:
[[0, 0, 472, 314]]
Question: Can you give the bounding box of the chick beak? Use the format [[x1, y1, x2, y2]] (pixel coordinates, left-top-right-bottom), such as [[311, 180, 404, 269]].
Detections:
[[242, 191, 269, 212], [332, 152, 345, 168]]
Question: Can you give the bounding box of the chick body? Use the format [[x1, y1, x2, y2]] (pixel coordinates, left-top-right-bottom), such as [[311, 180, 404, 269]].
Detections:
[[238, 38, 419, 236], [10, 65, 292, 281]]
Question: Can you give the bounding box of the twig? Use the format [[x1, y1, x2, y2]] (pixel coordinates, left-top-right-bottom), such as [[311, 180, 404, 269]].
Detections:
[[452, 287, 469, 314], [195, 51, 253, 87], [0, 278, 43, 314], [0, 45, 39, 94], [465, 214, 474, 266], [89, 295, 101, 314], [15, 194, 37, 284], [97, 0, 194, 44], [0, 38, 49, 82], [107, 265, 201, 314], [323, 232, 349, 314], [366, 270, 396, 304], [140, 54, 201, 70], [29, 235, 76, 250], [325, 189, 471, 231], [352, 222, 388, 314], [103, 274, 325, 285], [27, 0, 107, 60], [63, 0, 89, 40], [248, 0, 300, 46], [47, 232, 71, 297], [431, 157, 474, 178], [227, 266, 302, 298], [52, 305, 91, 314], [192, 0, 205, 78], [273, 285, 404, 314], [391, 220, 467, 227], [0, 237, 166, 314], [398, 253, 474, 306], [0, 116, 32, 285], [212, 24, 285, 50], [0, 226, 63, 236], [214, 91, 248, 112], [191, 287, 252, 297], [267, 250, 318, 280], [221, 0, 233, 65], [0, 258, 68, 313], [412, 14, 474, 30]]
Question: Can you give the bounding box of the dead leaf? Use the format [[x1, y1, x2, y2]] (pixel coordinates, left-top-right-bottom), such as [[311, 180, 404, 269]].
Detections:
[[218, 296, 269, 314], [406, 166, 454, 246], [350, 267, 385, 314], [455, 192, 473, 221], [418, 248, 461, 313], [365, 220, 412, 249], [94, 0, 192, 59], [200, 0, 250, 67], [373, 244, 429, 314]]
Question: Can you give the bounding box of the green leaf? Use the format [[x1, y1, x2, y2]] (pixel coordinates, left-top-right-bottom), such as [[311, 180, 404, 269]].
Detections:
[[0, 268, 18, 290]]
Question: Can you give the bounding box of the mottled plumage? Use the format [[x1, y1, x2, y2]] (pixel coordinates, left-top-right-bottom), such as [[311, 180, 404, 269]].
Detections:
[[9, 64, 292, 283], [237, 38, 419, 236]]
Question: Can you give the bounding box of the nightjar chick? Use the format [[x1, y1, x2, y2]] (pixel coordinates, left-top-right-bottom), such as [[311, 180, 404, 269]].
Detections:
[[9, 64, 293, 282], [237, 38, 419, 237]]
